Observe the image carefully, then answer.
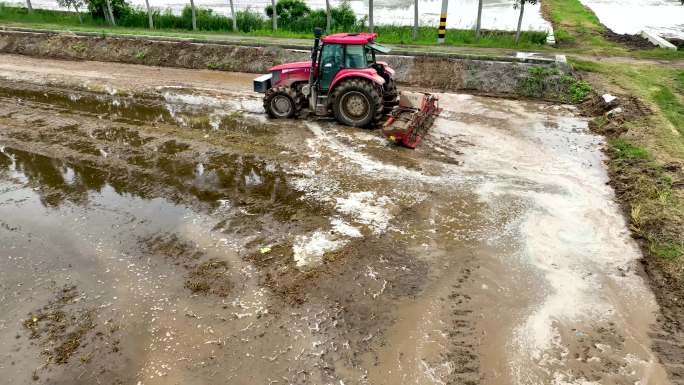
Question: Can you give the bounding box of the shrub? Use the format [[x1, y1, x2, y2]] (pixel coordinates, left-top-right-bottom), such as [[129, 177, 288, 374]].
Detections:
[[86, 0, 130, 20], [236, 9, 266, 32]]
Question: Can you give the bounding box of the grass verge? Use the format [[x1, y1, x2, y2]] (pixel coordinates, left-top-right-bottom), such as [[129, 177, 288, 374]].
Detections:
[[574, 58, 684, 277]]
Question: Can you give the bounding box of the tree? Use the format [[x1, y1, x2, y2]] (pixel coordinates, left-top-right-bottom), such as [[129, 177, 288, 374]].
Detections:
[[189, 0, 197, 30], [105, 0, 116, 25], [25, 0, 33, 13], [85, 0, 128, 22], [513, 0, 537, 44], [265, 0, 309, 29], [57, 0, 85, 23], [144, 0, 153, 29], [475, 0, 483, 39], [229, 0, 237, 31]]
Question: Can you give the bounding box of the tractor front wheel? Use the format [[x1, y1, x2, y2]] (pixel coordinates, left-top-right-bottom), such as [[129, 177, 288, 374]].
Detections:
[[264, 86, 300, 119], [332, 79, 383, 128]]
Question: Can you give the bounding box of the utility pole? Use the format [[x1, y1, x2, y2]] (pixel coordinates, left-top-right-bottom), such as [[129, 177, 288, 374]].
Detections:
[[515, 0, 525, 44], [475, 0, 483, 39], [25, 0, 33, 13], [326, 0, 331, 32], [369, 0, 374, 33], [272, 0, 277, 31], [437, 0, 447, 44], [144, 0, 154, 29], [413, 0, 418, 40], [190, 0, 197, 31], [230, 0, 237, 31]]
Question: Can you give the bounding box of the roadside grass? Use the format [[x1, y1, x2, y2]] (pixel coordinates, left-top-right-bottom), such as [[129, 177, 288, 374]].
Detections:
[[0, 4, 547, 49], [370, 26, 547, 48], [571, 58, 684, 265], [541, 0, 606, 46]]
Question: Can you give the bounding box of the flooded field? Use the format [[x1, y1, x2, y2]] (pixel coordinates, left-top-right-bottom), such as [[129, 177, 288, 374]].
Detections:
[[14, 0, 552, 32], [579, 0, 684, 40], [0, 54, 673, 385]]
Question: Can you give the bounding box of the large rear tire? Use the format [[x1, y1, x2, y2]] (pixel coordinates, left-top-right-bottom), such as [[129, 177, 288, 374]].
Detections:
[[263, 86, 302, 119], [331, 79, 384, 128]]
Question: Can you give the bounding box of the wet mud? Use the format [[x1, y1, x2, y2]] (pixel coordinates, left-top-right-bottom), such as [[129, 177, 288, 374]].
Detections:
[[0, 54, 677, 385]]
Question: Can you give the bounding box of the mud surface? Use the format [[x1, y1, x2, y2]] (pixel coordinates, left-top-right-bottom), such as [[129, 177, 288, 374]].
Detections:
[[601, 30, 655, 50], [0, 54, 676, 385]]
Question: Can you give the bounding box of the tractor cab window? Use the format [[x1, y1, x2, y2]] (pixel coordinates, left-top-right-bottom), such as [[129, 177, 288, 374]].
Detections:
[[345, 44, 367, 69], [365, 45, 375, 65], [319, 43, 344, 91]]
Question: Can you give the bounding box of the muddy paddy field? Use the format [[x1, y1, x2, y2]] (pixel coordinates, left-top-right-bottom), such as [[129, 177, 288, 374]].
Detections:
[[0, 54, 675, 385]]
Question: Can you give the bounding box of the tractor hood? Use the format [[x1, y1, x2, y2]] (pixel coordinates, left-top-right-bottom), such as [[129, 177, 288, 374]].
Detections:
[[269, 61, 312, 72]]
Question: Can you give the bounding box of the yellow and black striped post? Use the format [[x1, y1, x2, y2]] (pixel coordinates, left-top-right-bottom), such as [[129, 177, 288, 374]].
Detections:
[[437, 0, 448, 43]]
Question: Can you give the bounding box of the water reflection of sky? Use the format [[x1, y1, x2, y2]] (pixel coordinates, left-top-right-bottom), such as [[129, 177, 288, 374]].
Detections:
[[0, 145, 293, 210]]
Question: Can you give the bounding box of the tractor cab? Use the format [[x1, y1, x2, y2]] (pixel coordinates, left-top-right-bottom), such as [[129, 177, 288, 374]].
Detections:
[[315, 32, 392, 93], [307, 31, 395, 117]]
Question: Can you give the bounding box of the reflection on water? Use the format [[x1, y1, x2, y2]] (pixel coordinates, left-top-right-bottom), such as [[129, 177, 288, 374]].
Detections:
[[0, 146, 303, 215]]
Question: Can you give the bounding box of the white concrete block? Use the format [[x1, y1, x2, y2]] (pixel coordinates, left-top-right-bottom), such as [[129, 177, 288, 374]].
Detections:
[[640, 30, 678, 50]]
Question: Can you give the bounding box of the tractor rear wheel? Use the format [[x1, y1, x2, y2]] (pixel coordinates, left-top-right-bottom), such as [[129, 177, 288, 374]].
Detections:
[[264, 86, 301, 119], [332, 79, 384, 128]]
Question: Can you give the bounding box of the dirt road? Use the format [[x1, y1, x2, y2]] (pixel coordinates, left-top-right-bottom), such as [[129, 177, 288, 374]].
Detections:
[[0, 54, 673, 385]]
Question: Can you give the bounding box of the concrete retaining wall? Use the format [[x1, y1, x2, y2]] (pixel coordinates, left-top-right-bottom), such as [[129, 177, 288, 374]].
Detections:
[[0, 30, 571, 100]]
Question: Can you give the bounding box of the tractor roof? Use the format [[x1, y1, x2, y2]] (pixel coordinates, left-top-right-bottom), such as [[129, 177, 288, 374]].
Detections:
[[321, 32, 378, 44]]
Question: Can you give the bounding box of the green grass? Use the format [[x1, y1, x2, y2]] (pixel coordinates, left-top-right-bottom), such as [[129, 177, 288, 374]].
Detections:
[[676, 71, 684, 91], [610, 138, 650, 159], [651, 241, 684, 261], [542, 0, 606, 46], [574, 58, 684, 264], [653, 85, 684, 136], [370, 25, 547, 49]]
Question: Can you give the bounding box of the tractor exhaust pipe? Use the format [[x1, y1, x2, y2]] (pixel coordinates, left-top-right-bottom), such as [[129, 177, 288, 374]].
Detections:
[[310, 27, 323, 87], [308, 27, 323, 112]]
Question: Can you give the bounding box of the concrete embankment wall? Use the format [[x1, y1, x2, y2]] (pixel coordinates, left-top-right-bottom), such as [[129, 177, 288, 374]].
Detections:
[[0, 30, 570, 99]]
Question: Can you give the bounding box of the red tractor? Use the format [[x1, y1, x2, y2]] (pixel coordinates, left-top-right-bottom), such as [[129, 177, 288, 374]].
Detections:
[[254, 28, 440, 148]]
